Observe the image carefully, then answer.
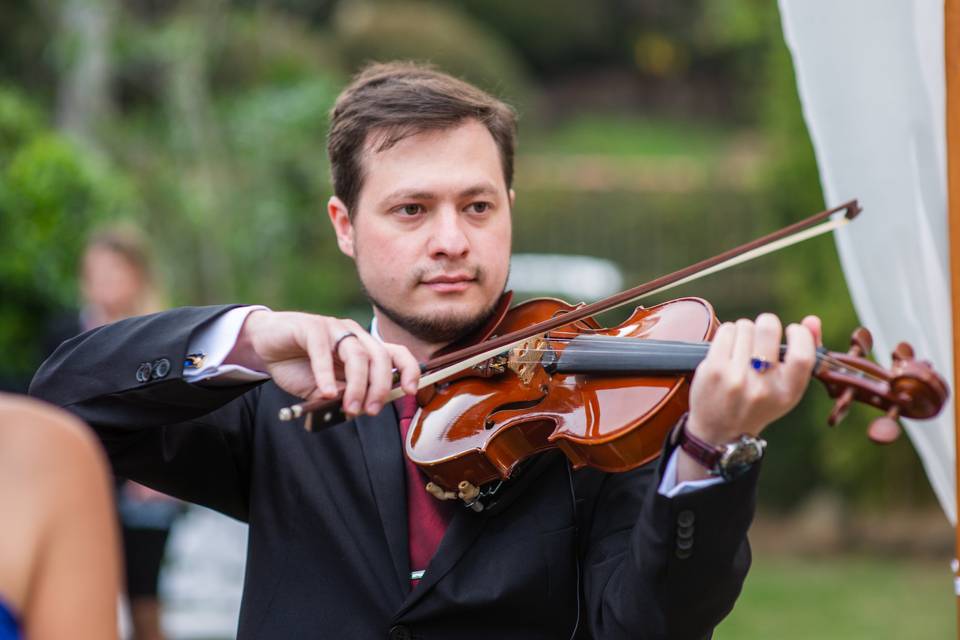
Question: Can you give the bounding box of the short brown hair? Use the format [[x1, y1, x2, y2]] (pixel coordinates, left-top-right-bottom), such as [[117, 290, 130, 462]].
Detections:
[[327, 61, 518, 214]]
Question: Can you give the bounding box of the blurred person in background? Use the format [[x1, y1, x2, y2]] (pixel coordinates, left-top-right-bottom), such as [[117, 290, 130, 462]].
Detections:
[[44, 226, 181, 640], [32, 63, 821, 639], [0, 393, 120, 640]]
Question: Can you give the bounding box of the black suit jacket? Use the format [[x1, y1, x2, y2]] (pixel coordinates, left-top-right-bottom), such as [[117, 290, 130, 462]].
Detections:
[[30, 305, 758, 639]]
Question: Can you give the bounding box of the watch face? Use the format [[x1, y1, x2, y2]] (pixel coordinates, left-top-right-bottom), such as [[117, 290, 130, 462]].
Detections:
[[719, 436, 765, 478]]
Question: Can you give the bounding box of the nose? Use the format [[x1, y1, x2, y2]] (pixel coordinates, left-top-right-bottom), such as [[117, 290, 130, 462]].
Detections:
[[427, 206, 470, 260]]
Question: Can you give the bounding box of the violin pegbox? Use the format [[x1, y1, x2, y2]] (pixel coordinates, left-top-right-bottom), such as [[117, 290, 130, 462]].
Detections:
[[819, 328, 949, 445]]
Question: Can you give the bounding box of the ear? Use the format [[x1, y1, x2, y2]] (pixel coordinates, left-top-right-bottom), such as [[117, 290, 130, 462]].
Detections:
[[328, 196, 356, 258]]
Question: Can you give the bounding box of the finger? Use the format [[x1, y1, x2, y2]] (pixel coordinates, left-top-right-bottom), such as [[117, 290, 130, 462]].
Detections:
[[753, 313, 783, 365], [385, 343, 421, 395], [801, 315, 823, 347], [335, 329, 370, 416], [731, 318, 755, 369], [706, 322, 736, 362], [781, 322, 816, 395], [305, 323, 337, 398], [344, 324, 393, 415]]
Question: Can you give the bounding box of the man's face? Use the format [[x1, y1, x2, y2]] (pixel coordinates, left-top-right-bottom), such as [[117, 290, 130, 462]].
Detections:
[[329, 119, 512, 346]]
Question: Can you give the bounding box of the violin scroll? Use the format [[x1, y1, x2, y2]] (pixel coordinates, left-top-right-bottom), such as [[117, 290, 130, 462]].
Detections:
[[818, 328, 949, 444]]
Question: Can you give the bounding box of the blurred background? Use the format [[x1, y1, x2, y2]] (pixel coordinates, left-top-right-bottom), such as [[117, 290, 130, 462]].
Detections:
[[0, 0, 952, 638]]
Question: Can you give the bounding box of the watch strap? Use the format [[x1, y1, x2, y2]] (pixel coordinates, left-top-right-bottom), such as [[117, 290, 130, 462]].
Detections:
[[673, 413, 724, 470], [672, 413, 766, 480]]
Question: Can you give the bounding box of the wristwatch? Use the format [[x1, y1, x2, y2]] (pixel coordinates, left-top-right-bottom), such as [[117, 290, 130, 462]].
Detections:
[[672, 413, 766, 481]]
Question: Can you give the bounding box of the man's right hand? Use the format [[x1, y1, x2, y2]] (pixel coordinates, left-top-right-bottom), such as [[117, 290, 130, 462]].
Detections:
[[225, 310, 420, 417]]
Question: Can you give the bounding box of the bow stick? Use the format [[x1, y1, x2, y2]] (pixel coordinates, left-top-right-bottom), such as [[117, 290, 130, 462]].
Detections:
[[279, 199, 861, 426]]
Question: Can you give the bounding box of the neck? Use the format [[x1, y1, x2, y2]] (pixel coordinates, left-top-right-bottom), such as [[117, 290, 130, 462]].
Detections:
[[372, 310, 447, 363]]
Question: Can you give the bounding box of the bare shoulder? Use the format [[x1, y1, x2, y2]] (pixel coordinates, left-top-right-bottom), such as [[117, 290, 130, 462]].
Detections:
[[0, 393, 108, 477], [0, 392, 113, 537], [0, 394, 119, 636]]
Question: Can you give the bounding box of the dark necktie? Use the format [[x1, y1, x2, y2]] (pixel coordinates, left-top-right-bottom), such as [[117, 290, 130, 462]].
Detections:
[[395, 395, 453, 586]]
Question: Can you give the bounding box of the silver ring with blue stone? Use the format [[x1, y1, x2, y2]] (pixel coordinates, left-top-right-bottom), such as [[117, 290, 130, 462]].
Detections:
[[750, 357, 773, 373]]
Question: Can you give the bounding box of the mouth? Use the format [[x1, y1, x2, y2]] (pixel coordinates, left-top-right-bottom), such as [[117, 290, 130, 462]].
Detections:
[[420, 273, 477, 293]]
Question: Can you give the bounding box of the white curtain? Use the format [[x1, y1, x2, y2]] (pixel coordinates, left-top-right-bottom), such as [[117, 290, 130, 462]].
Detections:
[[779, 0, 956, 522]]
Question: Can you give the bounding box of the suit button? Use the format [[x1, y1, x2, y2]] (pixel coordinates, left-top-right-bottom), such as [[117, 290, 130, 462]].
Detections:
[[152, 358, 171, 379], [676, 547, 693, 559], [135, 362, 153, 383], [676, 536, 694, 551], [388, 625, 412, 640], [677, 510, 695, 527], [677, 524, 694, 539]]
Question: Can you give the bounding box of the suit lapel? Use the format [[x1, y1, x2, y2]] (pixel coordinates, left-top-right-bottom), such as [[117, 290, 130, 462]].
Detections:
[[397, 505, 487, 615], [395, 451, 567, 615], [355, 407, 410, 596]]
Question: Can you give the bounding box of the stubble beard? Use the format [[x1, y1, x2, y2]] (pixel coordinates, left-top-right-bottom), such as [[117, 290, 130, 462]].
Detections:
[[360, 267, 504, 344]]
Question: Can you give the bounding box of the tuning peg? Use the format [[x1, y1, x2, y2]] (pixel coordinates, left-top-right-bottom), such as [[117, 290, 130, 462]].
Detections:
[[893, 342, 915, 361], [850, 327, 873, 356], [828, 387, 855, 426], [867, 406, 902, 444]]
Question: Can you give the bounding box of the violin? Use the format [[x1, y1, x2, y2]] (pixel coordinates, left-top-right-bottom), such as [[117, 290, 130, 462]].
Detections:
[[278, 200, 950, 508], [405, 295, 947, 506]]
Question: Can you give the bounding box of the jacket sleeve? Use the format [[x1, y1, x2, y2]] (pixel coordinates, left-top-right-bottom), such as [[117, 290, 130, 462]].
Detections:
[[577, 440, 758, 640], [29, 305, 265, 522]]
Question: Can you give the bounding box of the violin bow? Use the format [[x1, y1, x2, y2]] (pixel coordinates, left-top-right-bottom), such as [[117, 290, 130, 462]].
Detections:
[[279, 199, 861, 425]]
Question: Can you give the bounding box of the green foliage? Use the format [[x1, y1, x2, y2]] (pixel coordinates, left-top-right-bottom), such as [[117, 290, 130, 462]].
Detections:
[[459, 0, 619, 73], [212, 11, 345, 89], [0, 88, 137, 380], [523, 114, 732, 158], [0, 88, 43, 165], [333, 1, 532, 110]]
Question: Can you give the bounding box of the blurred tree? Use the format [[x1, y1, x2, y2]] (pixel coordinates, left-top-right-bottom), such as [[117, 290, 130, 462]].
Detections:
[[55, 0, 116, 149], [0, 87, 138, 388], [331, 0, 532, 110]]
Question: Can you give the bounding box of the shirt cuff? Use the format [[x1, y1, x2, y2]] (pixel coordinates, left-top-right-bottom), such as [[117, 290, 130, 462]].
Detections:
[[184, 306, 272, 384], [657, 449, 726, 497]]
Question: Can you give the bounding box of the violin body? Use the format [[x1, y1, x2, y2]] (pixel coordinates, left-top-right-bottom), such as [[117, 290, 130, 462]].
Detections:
[[407, 297, 719, 494]]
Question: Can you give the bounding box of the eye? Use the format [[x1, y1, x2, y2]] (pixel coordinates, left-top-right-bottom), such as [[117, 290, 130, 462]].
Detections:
[[467, 202, 491, 214], [397, 204, 424, 216]]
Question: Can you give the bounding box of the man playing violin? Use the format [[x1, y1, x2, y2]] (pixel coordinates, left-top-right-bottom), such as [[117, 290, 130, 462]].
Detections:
[[32, 62, 821, 639]]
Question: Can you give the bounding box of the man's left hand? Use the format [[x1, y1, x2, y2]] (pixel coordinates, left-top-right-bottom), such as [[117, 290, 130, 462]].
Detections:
[[678, 313, 822, 482]]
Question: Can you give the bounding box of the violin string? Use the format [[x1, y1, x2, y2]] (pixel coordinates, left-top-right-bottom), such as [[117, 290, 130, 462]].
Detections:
[[512, 333, 877, 376], [502, 341, 885, 385], [502, 351, 884, 386], [543, 335, 875, 377]]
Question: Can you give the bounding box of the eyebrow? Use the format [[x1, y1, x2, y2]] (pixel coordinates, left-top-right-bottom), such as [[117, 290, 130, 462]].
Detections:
[[381, 183, 501, 203]]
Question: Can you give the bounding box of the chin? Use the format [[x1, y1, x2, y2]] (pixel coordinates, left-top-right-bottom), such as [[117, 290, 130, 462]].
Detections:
[[374, 293, 499, 344]]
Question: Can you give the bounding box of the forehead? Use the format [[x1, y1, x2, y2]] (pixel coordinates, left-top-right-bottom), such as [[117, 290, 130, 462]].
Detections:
[[356, 120, 507, 205]]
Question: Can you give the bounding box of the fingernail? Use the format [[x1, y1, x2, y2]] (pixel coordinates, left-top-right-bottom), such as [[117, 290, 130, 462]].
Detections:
[[323, 384, 337, 396], [348, 401, 361, 415], [367, 402, 381, 415]]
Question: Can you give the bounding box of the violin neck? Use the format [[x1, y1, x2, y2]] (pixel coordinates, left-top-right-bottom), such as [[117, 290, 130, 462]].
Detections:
[[553, 336, 824, 376]]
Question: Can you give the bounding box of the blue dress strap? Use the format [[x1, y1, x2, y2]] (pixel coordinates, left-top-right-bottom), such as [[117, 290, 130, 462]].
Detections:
[[0, 597, 20, 640]]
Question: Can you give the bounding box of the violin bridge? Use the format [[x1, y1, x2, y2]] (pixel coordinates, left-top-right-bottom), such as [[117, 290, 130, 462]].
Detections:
[[508, 335, 547, 386]]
